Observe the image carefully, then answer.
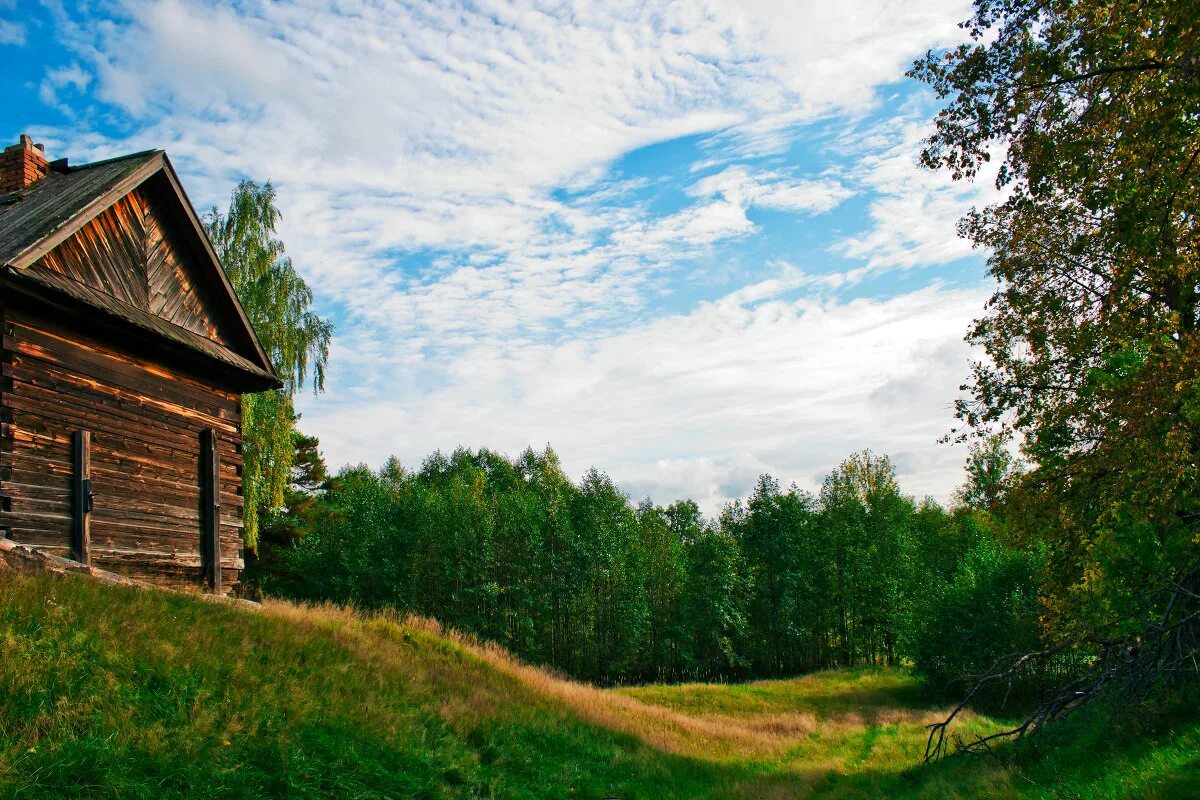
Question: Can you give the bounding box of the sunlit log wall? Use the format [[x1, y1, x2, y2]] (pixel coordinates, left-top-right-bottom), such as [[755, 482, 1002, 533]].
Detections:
[[0, 306, 244, 590]]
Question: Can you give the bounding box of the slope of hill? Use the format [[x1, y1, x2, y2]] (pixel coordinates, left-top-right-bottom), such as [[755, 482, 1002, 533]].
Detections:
[[0, 573, 1195, 799]]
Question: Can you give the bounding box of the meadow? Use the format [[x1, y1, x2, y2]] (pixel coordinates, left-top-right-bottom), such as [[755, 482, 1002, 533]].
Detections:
[[1, 573, 1195, 799]]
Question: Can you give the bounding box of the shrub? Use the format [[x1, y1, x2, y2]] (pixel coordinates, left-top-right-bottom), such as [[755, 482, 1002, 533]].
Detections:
[[910, 538, 1045, 698]]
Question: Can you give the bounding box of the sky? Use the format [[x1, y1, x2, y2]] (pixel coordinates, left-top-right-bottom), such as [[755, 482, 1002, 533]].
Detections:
[[1, 0, 1001, 513]]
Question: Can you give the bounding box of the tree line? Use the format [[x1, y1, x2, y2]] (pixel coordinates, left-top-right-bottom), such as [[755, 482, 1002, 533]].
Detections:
[[250, 441, 1042, 688]]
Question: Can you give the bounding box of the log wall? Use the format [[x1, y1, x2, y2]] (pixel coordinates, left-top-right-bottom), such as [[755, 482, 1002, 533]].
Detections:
[[0, 305, 244, 591]]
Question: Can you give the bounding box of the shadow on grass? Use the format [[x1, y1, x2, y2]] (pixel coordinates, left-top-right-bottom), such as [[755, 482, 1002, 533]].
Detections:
[[619, 667, 936, 719]]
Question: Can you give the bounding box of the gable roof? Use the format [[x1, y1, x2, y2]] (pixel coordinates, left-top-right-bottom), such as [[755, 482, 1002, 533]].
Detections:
[[0, 150, 280, 390]]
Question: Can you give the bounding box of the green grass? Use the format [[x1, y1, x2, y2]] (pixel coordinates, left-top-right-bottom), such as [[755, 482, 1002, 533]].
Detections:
[[0, 573, 1195, 799], [617, 667, 931, 719]]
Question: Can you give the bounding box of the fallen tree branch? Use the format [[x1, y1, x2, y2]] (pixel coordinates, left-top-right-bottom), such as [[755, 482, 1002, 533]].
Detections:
[[925, 558, 1200, 763]]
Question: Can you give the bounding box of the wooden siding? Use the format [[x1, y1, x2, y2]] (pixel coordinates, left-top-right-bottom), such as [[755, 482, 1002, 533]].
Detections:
[[33, 183, 233, 347], [37, 192, 150, 308], [0, 307, 244, 591]]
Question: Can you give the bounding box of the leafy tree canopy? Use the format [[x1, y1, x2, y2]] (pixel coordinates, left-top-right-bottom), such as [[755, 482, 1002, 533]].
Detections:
[[911, 0, 1200, 627], [204, 181, 333, 549], [954, 432, 1023, 512]]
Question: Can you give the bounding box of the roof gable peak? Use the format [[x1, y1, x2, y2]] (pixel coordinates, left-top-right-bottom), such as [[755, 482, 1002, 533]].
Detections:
[[0, 148, 278, 387]]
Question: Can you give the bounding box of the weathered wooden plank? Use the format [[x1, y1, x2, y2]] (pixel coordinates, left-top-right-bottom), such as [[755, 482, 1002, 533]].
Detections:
[[86, 527, 242, 564], [14, 474, 243, 513], [0, 508, 71, 527], [89, 526, 205, 554], [4, 390, 234, 463], [1, 272, 276, 392], [2, 347, 241, 426], [0, 494, 72, 514], [92, 504, 201, 530], [71, 430, 91, 565], [90, 536, 242, 563], [6, 307, 242, 401], [142, 184, 232, 346], [36, 193, 151, 308], [3, 429, 241, 495], [4, 360, 241, 436], [202, 428, 221, 593], [95, 552, 245, 574], [1, 485, 241, 530], [4, 383, 241, 461], [1, 443, 206, 492], [2, 365, 237, 439], [0, 480, 70, 500], [85, 560, 244, 591], [4, 328, 241, 417], [3, 535, 70, 555], [2, 292, 250, 594], [4, 422, 241, 489], [0, 450, 73, 477], [97, 549, 205, 568], [1, 436, 72, 466], [9, 435, 196, 488]]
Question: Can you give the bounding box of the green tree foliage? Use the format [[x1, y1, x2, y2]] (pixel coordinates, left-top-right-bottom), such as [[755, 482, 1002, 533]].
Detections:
[[680, 524, 749, 679], [723, 476, 830, 674], [674, 501, 750, 679], [819, 451, 914, 667], [910, 501, 986, 586], [203, 182, 333, 549], [910, 0, 1200, 629], [243, 429, 334, 597], [269, 444, 1020, 685], [910, 538, 1046, 697], [635, 501, 688, 679], [954, 433, 1023, 513]]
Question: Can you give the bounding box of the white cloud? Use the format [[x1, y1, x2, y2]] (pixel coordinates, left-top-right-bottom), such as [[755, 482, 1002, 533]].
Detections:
[[687, 165, 853, 213], [37, 1, 969, 331], [0, 18, 24, 46], [833, 114, 1004, 271], [38, 64, 92, 110], [612, 199, 754, 253], [299, 280, 987, 513]]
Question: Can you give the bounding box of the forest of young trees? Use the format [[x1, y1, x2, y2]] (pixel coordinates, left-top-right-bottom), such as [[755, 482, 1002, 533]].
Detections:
[[248, 440, 1042, 689]]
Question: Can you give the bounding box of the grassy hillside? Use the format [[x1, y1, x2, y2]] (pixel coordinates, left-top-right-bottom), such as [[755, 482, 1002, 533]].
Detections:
[[0, 574, 1195, 799]]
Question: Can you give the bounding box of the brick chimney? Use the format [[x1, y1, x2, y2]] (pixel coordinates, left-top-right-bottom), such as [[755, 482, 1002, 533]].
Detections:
[[0, 134, 51, 194]]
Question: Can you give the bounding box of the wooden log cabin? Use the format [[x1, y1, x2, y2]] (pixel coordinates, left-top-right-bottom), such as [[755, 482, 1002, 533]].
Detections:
[[0, 134, 281, 594]]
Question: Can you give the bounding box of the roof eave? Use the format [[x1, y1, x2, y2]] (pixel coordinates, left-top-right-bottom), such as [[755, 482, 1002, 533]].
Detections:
[[0, 266, 283, 393]]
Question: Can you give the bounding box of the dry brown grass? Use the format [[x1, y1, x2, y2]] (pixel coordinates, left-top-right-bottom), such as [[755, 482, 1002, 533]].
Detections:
[[254, 598, 974, 765], [260, 599, 789, 758]]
